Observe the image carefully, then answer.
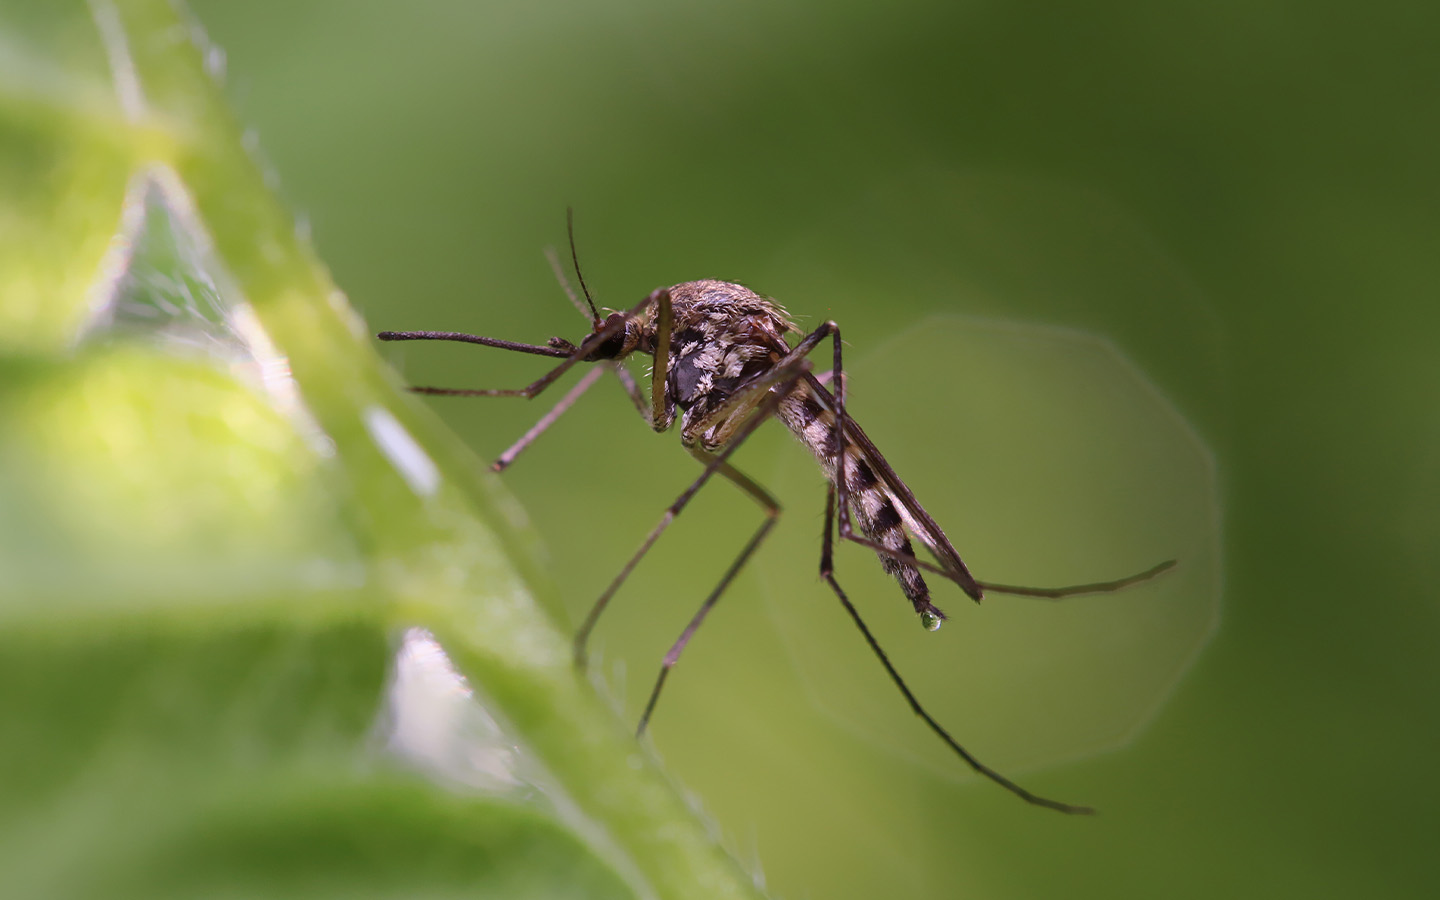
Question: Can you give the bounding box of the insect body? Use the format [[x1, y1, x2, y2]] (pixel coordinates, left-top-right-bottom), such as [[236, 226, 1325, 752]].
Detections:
[[378, 226, 1173, 815], [637, 279, 955, 630]]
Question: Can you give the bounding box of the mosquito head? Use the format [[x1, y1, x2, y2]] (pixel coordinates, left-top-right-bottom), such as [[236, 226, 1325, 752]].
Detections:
[[583, 311, 635, 360], [566, 207, 602, 327]]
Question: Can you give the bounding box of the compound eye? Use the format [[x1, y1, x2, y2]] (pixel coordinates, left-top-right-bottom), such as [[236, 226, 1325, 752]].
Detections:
[[589, 313, 629, 359]]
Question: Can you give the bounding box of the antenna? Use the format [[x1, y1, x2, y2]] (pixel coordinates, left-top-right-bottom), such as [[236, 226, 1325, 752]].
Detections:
[[567, 207, 601, 325]]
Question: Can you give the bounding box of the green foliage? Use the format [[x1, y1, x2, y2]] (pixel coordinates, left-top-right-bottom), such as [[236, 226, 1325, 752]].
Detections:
[[0, 3, 764, 898]]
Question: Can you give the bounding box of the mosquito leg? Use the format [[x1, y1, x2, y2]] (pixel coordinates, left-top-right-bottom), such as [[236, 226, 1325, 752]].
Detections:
[[832, 531, 955, 580], [378, 284, 663, 400], [636, 452, 780, 736], [489, 357, 664, 471], [381, 291, 664, 463], [387, 354, 641, 471], [834, 526, 1176, 599], [491, 364, 607, 472], [827, 323, 853, 527], [647, 288, 674, 431], [378, 321, 612, 399], [817, 483, 1094, 815], [610, 362, 652, 423], [573, 375, 800, 670], [978, 559, 1178, 598], [378, 330, 571, 358]]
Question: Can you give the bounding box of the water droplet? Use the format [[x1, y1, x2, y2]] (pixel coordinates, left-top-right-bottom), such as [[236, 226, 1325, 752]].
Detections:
[[920, 609, 943, 632]]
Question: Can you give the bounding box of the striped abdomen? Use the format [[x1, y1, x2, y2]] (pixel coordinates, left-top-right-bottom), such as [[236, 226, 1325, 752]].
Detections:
[[777, 383, 945, 627]]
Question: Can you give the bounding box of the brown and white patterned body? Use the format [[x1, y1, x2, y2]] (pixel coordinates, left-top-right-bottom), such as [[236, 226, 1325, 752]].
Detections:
[[648, 280, 939, 623]]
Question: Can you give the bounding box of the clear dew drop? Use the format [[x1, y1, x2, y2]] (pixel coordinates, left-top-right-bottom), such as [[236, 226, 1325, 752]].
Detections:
[[920, 609, 944, 632]]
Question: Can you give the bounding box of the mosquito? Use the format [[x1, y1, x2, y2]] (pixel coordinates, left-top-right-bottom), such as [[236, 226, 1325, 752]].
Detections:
[[377, 214, 1175, 815]]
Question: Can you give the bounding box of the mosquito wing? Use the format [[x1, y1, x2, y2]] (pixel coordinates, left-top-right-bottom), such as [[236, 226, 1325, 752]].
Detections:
[[798, 372, 985, 602]]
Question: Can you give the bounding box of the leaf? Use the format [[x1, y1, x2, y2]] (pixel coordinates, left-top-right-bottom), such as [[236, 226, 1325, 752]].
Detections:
[[0, 3, 766, 898]]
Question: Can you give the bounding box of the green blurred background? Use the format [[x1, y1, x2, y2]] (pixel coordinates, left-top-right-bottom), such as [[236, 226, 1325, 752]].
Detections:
[[149, 0, 1438, 897]]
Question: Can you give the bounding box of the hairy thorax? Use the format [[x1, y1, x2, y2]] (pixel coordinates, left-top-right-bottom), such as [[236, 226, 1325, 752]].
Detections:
[[660, 280, 797, 448]]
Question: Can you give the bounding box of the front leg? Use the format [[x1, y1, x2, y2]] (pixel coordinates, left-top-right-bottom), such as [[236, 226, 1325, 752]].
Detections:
[[379, 312, 630, 400], [646, 286, 676, 433]]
